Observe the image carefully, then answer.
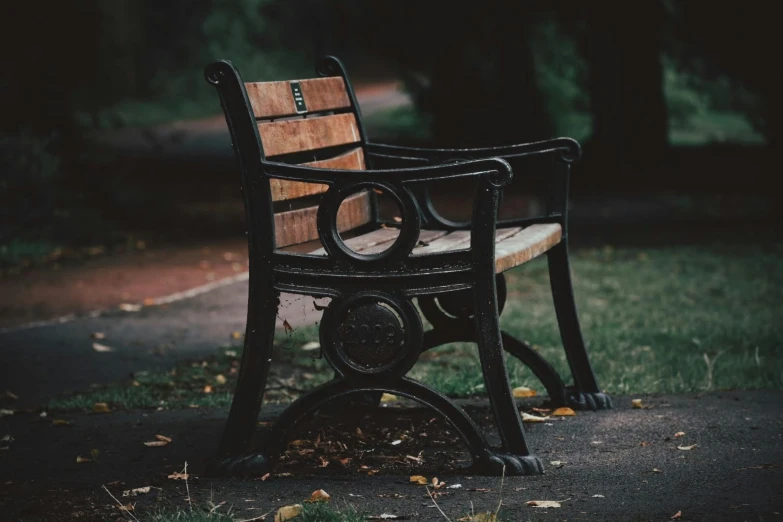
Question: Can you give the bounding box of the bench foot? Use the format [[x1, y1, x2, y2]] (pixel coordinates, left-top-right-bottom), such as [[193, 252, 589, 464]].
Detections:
[[473, 451, 545, 476], [567, 390, 613, 411], [208, 452, 270, 477]]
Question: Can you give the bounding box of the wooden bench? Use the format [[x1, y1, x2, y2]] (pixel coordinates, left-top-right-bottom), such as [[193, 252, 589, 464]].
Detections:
[[205, 56, 611, 477]]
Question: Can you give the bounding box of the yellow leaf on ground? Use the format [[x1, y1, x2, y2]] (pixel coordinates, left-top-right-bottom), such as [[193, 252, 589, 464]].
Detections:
[[409, 475, 428, 485], [631, 399, 644, 409], [521, 412, 549, 423], [144, 441, 168, 447], [551, 407, 576, 416], [512, 386, 537, 398], [275, 504, 302, 522], [215, 374, 227, 385], [308, 489, 330, 503], [677, 444, 697, 451], [92, 403, 110, 413], [203, 385, 213, 393], [526, 500, 561, 508], [380, 393, 398, 402], [155, 434, 172, 443]]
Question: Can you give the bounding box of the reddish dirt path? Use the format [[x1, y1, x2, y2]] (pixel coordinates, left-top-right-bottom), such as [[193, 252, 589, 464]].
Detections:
[[0, 238, 248, 329]]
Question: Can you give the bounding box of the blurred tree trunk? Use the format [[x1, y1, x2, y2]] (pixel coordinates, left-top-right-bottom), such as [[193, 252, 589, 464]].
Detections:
[[430, 0, 553, 147], [586, 1, 668, 164], [95, 0, 146, 100]]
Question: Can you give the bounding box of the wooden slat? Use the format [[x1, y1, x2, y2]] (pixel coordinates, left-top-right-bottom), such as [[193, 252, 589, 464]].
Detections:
[[246, 77, 351, 119], [274, 191, 371, 248], [269, 147, 366, 202], [412, 228, 522, 256], [494, 224, 562, 273], [361, 229, 449, 255], [259, 113, 360, 157]]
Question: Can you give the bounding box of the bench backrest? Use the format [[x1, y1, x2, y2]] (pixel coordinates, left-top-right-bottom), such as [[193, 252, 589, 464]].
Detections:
[[239, 66, 373, 249]]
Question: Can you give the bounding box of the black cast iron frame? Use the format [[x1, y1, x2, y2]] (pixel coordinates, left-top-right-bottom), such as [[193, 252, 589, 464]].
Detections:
[[204, 56, 611, 477]]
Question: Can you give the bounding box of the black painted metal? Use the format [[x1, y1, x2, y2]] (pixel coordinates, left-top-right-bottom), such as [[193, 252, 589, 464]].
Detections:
[[205, 56, 609, 478]]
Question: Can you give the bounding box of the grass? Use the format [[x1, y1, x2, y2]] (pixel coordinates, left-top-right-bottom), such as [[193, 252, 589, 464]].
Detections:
[[48, 243, 783, 412]]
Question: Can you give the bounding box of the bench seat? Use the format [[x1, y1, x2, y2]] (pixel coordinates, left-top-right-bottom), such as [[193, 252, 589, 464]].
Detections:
[[296, 223, 562, 273]]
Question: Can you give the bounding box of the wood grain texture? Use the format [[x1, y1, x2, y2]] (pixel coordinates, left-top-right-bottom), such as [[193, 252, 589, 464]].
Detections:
[[258, 113, 360, 157], [274, 191, 371, 248], [246, 77, 350, 119], [269, 147, 366, 202], [494, 223, 562, 273], [413, 228, 522, 256]]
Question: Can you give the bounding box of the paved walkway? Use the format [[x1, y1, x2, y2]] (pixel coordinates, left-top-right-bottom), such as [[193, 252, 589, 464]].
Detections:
[[1, 391, 780, 520]]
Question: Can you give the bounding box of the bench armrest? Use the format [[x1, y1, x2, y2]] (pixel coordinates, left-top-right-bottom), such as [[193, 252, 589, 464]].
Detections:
[[261, 156, 513, 187], [366, 137, 581, 166]]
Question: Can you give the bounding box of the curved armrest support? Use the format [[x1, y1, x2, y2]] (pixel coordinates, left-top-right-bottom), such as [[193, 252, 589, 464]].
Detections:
[[366, 137, 581, 165], [261, 156, 513, 188]]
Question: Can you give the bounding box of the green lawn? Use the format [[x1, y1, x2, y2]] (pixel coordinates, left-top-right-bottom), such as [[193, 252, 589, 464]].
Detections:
[[49, 243, 783, 412]]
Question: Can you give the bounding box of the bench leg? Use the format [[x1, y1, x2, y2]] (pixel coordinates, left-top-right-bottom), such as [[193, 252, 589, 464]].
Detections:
[[209, 289, 279, 475], [548, 242, 612, 410], [472, 275, 544, 474]]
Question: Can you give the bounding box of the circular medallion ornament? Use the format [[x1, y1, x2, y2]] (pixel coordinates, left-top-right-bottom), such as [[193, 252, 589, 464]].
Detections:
[[320, 292, 422, 378]]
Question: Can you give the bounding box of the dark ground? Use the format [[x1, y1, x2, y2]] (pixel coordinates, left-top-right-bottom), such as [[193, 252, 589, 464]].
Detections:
[[1, 391, 781, 521]]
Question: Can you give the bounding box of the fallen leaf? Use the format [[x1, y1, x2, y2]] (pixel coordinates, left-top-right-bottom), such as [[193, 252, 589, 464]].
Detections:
[[301, 341, 320, 351], [92, 403, 110, 413], [91, 332, 106, 340], [380, 393, 398, 402], [76, 456, 92, 463], [410, 475, 428, 485], [632, 399, 644, 409], [512, 386, 537, 398], [551, 407, 576, 416], [275, 504, 302, 522], [231, 331, 242, 340], [671, 511, 682, 519], [117, 503, 134, 512], [118, 303, 142, 312], [652, 468, 663, 473], [283, 320, 293, 334], [526, 500, 561, 508], [92, 342, 113, 353], [521, 412, 549, 423], [432, 477, 445, 489], [0, 409, 14, 417], [203, 385, 213, 393], [677, 444, 697, 451], [674, 431, 686, 438], [122, 486, 151, 497], [550, 460, 564, 467], [308, 489, 330, 503], [144, 441, 168, 447], [215, 374, 227, 385], [167, 472, 188, 480], [155, 434, 172, 443], [406, 455, 423, 464], [391, 440, 402, 446], [260, 473, 271, 481]]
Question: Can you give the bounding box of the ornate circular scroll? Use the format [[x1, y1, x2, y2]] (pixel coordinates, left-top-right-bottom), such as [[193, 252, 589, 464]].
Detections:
[[320, 292, 422, 378], [317, 181, 421, 265]]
